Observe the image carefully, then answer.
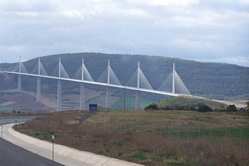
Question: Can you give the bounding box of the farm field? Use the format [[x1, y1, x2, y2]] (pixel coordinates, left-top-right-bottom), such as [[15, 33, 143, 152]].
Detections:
[[15, 110, 249, 166]]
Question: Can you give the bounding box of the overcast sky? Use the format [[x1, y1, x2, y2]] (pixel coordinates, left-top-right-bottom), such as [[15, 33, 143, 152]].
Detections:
[[0, 0, 249, 66]]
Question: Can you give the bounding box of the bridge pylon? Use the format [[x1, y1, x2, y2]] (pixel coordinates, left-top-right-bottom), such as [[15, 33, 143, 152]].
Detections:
[[57, 57, 62, 112], [80, 58, 86, 111], [105, 60, 111, 110], [172, 63, 175, 94], [135, 62, 141, 110], [17, 56, 22, 91]]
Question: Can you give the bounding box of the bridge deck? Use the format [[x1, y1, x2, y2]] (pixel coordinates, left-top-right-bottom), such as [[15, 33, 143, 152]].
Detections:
[[0, 71, 181, 97]]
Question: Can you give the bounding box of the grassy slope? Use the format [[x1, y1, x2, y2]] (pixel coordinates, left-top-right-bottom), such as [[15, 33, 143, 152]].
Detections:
[[159, 96, 227, 110], [15, 111, 249, 166]]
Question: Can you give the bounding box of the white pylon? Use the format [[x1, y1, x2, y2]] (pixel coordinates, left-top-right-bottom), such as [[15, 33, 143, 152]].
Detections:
[[81, 58, 84, 81], [107, 60, 111, 84], [17, 56, 22, 91], [58, 57, 62, 78], [105, 60, 111, 110], [57, 57, 62, 112], [135, 61, 141, 110], [137, 62, 140, 88], [38, 58, 41, 75], [172, 63, 175, 94], [80, 58, 85, 111]]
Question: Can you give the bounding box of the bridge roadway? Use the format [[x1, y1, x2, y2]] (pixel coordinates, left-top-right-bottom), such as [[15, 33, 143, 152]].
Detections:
[[1, 70, 240, 107], [0, 70, 180, 97]]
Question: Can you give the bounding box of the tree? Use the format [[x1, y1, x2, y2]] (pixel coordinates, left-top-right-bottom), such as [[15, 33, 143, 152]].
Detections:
[[196, 103, 213, 112], [246, 101, 249, 111], [226, 105, 237, 112], [145, 104, 159, 110]]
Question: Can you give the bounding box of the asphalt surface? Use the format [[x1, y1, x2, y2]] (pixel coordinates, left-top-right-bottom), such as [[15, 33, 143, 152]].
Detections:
[[0, 137, 63, 166]]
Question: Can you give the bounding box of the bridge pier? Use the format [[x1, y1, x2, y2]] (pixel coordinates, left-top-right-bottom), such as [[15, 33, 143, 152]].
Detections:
[[17, 75, 22, 91], [57, 80, 62, 112], [80, 85, 85, 111], [123, 89, 127, 111], [105, 87, 109, 111], [135, 91, 140, 111], [36, 78, 41, 102], [104, 60, 111, 111], [135, 62, 141, 111]]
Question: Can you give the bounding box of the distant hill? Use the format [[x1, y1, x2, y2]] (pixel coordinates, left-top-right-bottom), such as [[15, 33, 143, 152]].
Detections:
[[0, 52, 249, 100]]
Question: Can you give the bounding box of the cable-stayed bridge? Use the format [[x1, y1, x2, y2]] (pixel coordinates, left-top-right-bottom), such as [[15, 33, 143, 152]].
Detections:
[[0, 57, 192, 111]]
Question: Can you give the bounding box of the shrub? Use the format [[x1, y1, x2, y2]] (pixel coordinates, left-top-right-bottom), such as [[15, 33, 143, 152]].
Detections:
[[246, 101, 249, 112], [226, 105, 237, 112], [196, 103, 213, 112], [145, 104, 159, 110]]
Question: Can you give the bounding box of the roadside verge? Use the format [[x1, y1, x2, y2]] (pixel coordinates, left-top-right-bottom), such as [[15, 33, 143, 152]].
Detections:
[[2, 123, 143, 166]]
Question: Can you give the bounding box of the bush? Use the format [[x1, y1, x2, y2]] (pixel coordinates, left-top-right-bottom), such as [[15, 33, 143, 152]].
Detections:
[[195, 103, 213, 112], [145, 104, 159, 110], [246, 101, 249, 111], [226, 105, 237, 112]]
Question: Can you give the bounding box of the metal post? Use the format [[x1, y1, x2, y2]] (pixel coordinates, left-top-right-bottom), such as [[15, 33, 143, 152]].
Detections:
[[172, 63, 175, 94], [51, 134, 55, 161]]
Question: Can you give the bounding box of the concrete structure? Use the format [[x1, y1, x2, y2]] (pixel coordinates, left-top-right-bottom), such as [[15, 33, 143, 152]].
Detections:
[[0, 57, 192, 111]]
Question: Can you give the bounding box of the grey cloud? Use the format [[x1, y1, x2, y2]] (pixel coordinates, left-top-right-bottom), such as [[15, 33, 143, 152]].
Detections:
[[0, 0, 248, 67]]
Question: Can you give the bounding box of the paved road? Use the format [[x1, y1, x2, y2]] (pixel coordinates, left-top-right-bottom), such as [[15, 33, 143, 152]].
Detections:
[[0, 116, 62, 166], [0, 138, 62, 166]]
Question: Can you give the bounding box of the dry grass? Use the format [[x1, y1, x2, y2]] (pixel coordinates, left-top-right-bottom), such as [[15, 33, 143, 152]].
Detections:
[[15, 111, 249, 166]]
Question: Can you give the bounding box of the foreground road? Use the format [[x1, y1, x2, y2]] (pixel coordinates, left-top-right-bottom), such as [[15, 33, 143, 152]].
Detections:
[[2, 123, 143, 166], [0, 138, 62, 166]]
